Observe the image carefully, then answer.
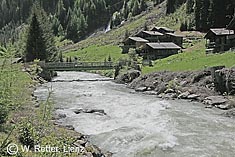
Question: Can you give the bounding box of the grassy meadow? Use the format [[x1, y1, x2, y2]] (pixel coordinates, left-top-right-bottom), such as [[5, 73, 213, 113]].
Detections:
[[142, 40, 235, 73], [64, 44, 128, 62]]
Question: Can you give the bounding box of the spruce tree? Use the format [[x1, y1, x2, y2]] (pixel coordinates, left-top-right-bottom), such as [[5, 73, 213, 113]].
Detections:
[[166, 0, 175, 14], [25, 13, 47, 62], [186, 0, 194, 13], [201, 0, 210, 31], [132, 0, 140, 16], [79, 14, 88, 38], [56, 0, 66, 28], [195, 0, 202, 30], [211, 0, 226, 28], [139, 0, 147, 12], [59, 51, 63, 62], [58, 24, 64, 36], [121, 0, 129, 19]]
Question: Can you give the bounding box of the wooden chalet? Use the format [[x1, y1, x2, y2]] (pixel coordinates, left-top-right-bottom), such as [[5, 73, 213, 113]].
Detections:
[[204, 28, 235, 53], [122, 37, 149, 53], [136, 31, 164, 42], [143, 42, 181, 60], [136, 30, 183, 47], [165, 33, 183, 47]]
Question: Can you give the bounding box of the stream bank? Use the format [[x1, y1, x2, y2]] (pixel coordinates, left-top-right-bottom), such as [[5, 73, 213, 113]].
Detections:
[[116, 67, 235, 113], [3, 64, 109, 157], [34, 71, 235, 157]]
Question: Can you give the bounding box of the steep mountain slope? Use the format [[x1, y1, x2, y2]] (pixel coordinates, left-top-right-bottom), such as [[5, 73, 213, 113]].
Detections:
[[63, 1, 235, 73], [62, 0, 192, 52]]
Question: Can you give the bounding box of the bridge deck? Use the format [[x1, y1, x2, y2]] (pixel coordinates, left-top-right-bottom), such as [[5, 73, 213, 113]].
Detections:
[[40, 62, 116, 71]]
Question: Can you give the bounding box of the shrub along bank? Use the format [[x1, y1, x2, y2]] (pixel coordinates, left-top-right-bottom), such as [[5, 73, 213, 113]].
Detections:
[[0, 60, 107, 156]]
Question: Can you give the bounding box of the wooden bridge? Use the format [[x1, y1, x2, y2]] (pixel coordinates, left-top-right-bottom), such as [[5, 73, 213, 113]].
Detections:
[[39, 61, 117, 71]]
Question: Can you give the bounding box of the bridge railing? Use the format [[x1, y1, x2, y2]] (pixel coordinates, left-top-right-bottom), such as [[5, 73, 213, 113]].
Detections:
[[43, 61, 115, 68]]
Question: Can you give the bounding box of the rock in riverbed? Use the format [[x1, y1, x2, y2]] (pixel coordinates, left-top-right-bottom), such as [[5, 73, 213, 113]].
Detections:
[[115, 70, 141, 84], [52, 113, 67, 120], [74, 109, 107, 116], [177, 91, 190, 99], [65, 125, 75, 130], [187, 94, 200, 100], [135, 86, 147, 92], [203, 96, 227, 106]]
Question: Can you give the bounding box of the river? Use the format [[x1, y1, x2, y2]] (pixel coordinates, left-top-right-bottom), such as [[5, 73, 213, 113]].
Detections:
[[34, 72, 235, 157]]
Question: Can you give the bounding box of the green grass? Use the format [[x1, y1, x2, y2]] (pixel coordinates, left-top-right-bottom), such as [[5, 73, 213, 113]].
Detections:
[[64, 44, 128, 62], [142, 41, 235, 73]]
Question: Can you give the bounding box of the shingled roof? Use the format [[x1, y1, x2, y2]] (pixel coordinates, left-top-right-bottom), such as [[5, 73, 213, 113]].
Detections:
[[166, 33, 184, 37], [209, 28, 234, 36], [142, 31, 164, 36], [128, 37, 149, 42], [150, 27, 175, 33], [147, 42, 181, 50]]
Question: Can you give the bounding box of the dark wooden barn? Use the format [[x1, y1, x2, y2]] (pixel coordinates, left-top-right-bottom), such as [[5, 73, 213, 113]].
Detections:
[[165, 33, 183, 47], [204, 28, 235, 53], [121, 37, 149, 53], [136, 31, 164, 42], [143, 42, 181, 60]]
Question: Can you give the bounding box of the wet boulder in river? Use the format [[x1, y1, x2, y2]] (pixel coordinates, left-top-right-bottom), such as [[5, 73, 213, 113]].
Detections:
[[115, 70, 141, 84], [204, 96, 227, 106]]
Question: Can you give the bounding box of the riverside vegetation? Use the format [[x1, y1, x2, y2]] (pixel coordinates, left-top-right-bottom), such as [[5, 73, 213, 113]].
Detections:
[[0, 56, 107, 156]]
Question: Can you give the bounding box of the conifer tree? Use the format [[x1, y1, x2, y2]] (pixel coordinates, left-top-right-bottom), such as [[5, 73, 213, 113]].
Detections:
[[186, 0, 194, 13], [121, 0, 129, 19], [211, 0, 227, 28], [56, 0, 67, 28], [108, 54, 112, 62], [79, 14, 88, 38], [58, 24, 64, 36], [59, 51, 63, 62], [132, 0, 140, 16], [194, 0, 202, 30], [25, 13, 47, 62], [25, 4, 58, 62], [201, 0, 210, 31], [139, 0, 147, 12]]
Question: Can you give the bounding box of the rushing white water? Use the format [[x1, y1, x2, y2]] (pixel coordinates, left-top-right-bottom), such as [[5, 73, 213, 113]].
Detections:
[[34, 72, 235, 157], [105, 20, 111, 33]]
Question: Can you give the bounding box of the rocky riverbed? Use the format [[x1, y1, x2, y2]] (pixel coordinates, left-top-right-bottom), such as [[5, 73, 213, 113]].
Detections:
[[34, 71, 235, 157], [116, 67, 235, 114]]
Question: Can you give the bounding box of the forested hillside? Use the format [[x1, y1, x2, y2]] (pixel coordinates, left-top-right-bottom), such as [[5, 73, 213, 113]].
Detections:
[[0, 0, 151, 44], [166, 0, 235, 31], [0, 0, 235, 55]]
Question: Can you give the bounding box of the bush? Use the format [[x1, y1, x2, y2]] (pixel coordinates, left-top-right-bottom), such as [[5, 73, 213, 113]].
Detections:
[[0, 102, 8, 124], [18, 121, 38, 149]]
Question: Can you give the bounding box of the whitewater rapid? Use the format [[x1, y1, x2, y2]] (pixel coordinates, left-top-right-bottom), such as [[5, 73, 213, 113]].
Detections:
[[34, 72, 235, 157]]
